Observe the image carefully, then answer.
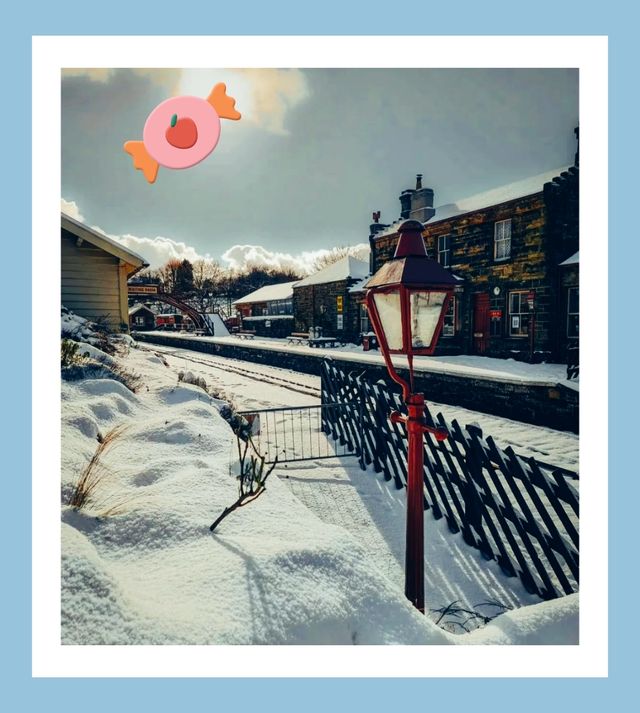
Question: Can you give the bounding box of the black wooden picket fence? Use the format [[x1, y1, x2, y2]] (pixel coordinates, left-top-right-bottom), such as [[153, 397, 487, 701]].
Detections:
[[320, 358, 579, 601]]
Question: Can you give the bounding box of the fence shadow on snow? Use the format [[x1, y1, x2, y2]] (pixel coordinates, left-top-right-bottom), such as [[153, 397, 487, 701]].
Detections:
[[319, 358, 579, 601]]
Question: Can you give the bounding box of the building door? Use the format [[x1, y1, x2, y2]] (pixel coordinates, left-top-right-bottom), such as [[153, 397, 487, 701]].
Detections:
[[473, 293, 490, 354]]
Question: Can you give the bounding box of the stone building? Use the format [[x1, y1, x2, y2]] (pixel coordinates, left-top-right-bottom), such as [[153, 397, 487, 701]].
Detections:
[[233, 281, 297, 337], [293, 256, 370, 344], [369, 160, 579, 361]]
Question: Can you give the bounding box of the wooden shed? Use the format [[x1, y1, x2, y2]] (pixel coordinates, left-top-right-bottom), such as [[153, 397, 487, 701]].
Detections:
[[61, 213, 148, 331], [128, 303, 157, 331]]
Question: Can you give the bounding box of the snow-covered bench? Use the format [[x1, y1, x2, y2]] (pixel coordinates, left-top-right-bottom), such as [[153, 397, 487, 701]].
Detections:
[[287, 332, 310, 345], [309, 336, 343, 348]]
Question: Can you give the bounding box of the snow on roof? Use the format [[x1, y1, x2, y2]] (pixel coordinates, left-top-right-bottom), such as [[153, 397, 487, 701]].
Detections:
[[128, 303, 154, 316], [427, 166, 571, 223], [374, 167, 572, 238], [61, 212, 149, 268], [348, 275, 372, 293], [294, 256, 370, 288], [232, 280, 298, 306], [560, 251, 579, 266]]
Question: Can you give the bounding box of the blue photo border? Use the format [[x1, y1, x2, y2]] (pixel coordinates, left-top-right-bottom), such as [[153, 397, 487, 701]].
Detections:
[[10, 0, 629, 708]]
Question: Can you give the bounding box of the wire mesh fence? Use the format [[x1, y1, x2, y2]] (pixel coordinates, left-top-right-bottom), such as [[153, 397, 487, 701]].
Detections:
[[237, 403, 361, 464]]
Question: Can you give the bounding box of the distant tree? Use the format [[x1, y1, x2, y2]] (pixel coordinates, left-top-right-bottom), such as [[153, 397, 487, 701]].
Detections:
[[312, 246, 366, 272], [158, 259, 182, 293], [174, 259, 194, 295], [192, 259, 224, 293], [191, 259, 225, 311]]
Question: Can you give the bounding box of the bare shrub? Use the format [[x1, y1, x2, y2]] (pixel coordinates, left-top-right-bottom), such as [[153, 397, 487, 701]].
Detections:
[[61, 339, 84, 367], [178, 370, 208, 392], [209, 433, 277, 532], [430, 599, 512, 633], [62, 356, 142, 393]]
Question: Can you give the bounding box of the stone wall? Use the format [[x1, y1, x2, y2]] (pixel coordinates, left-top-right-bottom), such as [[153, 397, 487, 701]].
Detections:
[[135, 332, 578, 433]]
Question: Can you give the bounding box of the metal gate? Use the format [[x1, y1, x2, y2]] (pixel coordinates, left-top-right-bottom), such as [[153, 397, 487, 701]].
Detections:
[[238, 402, 362, 464]]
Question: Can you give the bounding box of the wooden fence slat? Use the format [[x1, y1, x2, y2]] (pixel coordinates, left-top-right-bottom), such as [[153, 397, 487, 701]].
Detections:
[[484, 437, 572, 598], [454, 421, 521, 580], [370, 383, 407, 489], [319, 358, 579, 600], [501, 445, 579, 588], [523, 455, 580, 552]]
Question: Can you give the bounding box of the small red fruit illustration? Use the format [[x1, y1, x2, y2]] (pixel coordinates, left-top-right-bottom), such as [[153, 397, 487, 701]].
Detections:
[[165, 114, 198, 149]]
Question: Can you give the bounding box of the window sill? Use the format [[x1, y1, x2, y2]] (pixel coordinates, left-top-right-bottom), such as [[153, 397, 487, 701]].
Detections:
[[493, 257, 511, 263]]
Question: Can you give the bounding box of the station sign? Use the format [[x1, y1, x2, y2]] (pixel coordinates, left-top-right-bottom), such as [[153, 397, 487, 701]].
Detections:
[[129, 285, 159, 295]]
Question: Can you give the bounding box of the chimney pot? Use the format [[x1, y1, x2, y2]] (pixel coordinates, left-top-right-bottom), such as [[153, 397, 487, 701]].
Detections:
[[416, 174, 423, 190]]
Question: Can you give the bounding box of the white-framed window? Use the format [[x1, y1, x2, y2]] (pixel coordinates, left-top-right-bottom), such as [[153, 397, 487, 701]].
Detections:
[[508, 290, 530, 337], [437, 235, 451, 268], [567, 287, 579, 338], [337, 314, 344, 330], [494, 219, 512, 261], [442, 296, 456, 337]]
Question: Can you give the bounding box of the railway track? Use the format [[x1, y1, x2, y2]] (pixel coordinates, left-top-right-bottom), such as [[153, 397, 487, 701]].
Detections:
[[142, 345, 322, 399]]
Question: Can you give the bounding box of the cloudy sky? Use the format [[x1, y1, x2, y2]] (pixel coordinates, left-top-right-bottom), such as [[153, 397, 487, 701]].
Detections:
[[62, 68, 578, 272]]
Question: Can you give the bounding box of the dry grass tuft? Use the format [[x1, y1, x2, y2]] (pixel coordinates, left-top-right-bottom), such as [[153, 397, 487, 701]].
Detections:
[[68, 424, 129, 511]]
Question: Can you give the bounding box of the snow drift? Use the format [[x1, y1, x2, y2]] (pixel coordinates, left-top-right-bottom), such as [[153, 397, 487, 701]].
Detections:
[[60, 324, 578, 645]]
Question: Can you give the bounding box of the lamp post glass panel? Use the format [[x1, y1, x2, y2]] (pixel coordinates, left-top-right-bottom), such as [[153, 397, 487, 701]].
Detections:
[[365, 220, 455, 613]]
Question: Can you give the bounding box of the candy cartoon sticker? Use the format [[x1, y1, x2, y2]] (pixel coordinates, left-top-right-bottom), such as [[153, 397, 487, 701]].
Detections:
[[124, 83, 241, 184]]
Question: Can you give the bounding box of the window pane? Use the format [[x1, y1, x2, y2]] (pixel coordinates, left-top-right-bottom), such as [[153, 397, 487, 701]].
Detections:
[[372, 291, 403, 350], [495, 220, 512, 259], [568, 315, 579, 338], [568, 287, 579, 314], [442, 296, 455, 337], [411, 291, 446, 349], [503, 236, 511, 258]]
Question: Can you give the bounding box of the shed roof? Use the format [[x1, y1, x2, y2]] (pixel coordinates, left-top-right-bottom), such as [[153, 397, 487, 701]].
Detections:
[[294, 256, 370, 288], [61, 213, 149, 271], [129, 303, 155, 316], [232, 280, 298, 306]]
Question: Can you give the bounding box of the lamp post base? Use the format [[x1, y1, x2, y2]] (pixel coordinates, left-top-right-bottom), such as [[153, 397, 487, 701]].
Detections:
[[405, 393, 426, 614]]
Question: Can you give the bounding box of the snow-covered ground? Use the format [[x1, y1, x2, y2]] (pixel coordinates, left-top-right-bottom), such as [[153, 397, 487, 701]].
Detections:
[[60, 317, 578, 644], [147, 343, 579, 471]]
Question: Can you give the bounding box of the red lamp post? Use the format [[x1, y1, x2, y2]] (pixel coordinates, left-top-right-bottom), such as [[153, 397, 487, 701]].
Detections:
[[365, 219, 456, 613]]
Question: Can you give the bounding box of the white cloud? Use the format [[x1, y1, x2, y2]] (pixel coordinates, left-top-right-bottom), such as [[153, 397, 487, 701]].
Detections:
[[61, 198, 84, 221], [221, 243, 370, 274], [62, 67, 309, 135], [106, 233, 214, 270], [62, 198, 368, 274]]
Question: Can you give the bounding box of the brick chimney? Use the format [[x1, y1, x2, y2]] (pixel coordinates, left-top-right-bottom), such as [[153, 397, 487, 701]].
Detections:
[[398, 174, 435, 223], [399, 190, 413, 219], [368, 210, 389, 274], [409, 173, 435, 223]]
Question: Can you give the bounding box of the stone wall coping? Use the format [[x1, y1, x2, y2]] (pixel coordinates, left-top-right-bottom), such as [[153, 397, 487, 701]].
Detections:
[[140, 331, 574, 389]]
